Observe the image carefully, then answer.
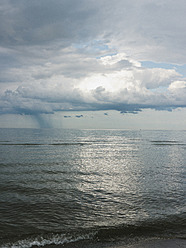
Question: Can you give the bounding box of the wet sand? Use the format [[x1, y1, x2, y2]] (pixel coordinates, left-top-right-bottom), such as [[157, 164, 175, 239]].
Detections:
[[116, 238, 186, 248], [40, 238, 186, 248]]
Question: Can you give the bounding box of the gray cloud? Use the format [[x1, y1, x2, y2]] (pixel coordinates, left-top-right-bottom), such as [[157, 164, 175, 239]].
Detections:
[[1, 0, 186, 61], [0, 0, 186, 118], [0, 0, 96, 46]]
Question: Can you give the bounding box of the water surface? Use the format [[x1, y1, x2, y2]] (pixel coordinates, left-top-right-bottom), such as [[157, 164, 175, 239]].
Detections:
[[0, 129, 185, 247]]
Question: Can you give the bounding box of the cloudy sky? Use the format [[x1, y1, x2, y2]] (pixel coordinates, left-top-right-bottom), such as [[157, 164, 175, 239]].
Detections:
[[0, 0, 186, 129]]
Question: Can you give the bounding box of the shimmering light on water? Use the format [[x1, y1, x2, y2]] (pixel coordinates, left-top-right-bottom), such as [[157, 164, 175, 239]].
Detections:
[[0, 129, 186, 247]]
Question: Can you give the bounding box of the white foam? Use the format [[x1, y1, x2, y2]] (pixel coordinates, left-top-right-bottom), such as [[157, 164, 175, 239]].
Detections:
[[1, 231, 96, 248]]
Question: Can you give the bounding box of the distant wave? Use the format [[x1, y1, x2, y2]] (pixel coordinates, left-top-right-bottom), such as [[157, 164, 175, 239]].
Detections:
[[0, 142, 86, 146], [151, 140, 186, 146]]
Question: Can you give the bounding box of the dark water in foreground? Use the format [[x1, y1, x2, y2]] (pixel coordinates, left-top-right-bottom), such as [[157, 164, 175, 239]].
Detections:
[[0, 129, 185, 248]]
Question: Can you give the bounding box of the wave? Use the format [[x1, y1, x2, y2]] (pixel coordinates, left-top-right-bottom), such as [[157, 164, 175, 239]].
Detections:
[[151, 140, 186, 146], [1, 140, 186, 146], [96, 215, 186, 241], [1, 215, 186, 248], [0, 231, 96, 248], [151, 140, 179, 143], [0, 142, 86, 146]]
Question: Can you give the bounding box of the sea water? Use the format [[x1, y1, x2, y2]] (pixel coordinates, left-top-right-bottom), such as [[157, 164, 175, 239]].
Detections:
[[0, 128, 185, 247]]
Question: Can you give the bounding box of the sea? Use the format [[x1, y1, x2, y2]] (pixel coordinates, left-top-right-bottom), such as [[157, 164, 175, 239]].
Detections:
[[0, 128, 185, 248]]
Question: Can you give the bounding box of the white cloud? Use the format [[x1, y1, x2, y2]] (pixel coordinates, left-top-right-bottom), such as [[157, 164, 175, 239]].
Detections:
[[0, 0, 186, 120], [169, 80, 186, 90], [1, 53, 185, 115]]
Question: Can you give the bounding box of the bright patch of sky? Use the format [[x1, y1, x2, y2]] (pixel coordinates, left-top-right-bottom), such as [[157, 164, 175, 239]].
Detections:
[[73, 40, 110, 52], [141, 61, 186, 77]]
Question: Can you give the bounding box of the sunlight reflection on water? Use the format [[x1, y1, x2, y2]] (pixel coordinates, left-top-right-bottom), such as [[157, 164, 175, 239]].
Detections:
[[0, 129, 185, 246]]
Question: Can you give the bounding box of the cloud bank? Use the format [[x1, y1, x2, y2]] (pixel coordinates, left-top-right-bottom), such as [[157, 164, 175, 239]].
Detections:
[[0, 0, 186, 116]]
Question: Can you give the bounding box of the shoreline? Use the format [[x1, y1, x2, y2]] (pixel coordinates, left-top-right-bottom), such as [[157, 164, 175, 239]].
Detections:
[[38, 238, 186, 248]]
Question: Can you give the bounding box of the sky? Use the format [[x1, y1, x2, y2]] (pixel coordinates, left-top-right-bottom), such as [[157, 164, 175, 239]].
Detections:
[[0, 0, 186, 129]]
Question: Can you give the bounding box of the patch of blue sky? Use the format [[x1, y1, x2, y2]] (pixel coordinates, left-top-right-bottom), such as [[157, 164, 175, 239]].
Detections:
[[141, 61, 186, 77], [150, 86, 168, 93], [96, 52, 118, 59], [91, 40, 109, 51], [73, 40, 110, 51]]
